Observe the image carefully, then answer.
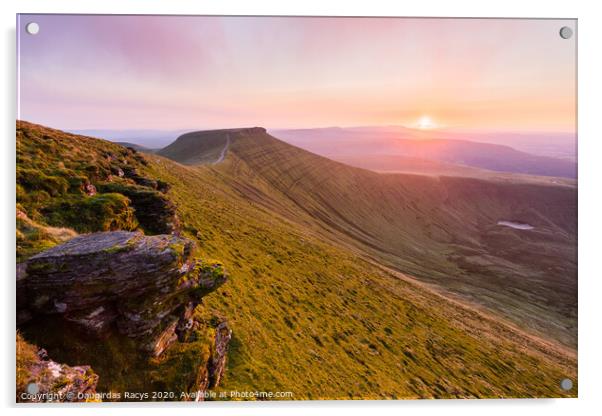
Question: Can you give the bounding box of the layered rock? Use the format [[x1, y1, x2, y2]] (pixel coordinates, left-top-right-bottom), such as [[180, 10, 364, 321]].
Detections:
[[18, 231, 227, 357], [208, 321, 232, 389], [192, 320, 232, 402]]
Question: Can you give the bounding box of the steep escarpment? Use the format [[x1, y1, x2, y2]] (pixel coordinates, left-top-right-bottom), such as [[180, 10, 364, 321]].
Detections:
[[159, 127, 577, 348]]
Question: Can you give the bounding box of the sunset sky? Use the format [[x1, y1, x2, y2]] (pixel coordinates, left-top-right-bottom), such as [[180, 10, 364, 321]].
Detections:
[[18, 15, 576, 132]]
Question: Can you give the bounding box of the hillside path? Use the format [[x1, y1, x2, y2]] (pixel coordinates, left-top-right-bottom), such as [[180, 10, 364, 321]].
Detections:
[[214, 134, 230, 164]]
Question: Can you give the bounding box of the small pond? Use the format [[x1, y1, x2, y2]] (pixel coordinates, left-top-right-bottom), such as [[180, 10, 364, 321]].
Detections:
[[497, 220, 534, 230]]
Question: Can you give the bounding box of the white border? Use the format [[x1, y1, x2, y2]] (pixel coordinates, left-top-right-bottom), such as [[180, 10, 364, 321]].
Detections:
[[2, 1, 601, 415]]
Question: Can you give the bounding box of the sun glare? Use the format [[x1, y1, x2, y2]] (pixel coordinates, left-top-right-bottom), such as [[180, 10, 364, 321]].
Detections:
[[417, 115, 437, 130]]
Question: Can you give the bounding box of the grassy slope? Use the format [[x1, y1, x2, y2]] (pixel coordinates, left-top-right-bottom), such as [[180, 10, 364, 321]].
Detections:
[[170, 129, 576, 349], [16, 120, 145, 256], [143, 150, 576, 399]]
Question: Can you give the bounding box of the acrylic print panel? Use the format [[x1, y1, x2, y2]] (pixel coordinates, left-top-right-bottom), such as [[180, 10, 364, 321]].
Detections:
[[16, 15, 577, 402]]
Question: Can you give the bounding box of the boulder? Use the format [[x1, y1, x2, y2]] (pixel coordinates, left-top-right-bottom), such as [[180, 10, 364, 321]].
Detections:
[[18, 231, 227, 357]]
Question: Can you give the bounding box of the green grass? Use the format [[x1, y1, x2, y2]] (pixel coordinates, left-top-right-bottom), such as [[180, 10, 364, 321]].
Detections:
[[142, 151, 577, 399], [16, 208, 77, 262], [16, 332, 41, 394], [43, 193, 139, 233], [16, 121, 151, 253]]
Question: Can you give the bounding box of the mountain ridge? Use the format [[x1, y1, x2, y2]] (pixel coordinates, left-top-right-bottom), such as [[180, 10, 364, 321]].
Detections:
[[272, 126, 577, 178], [157, 127, 576, 348], [157, 128, 266, 165]]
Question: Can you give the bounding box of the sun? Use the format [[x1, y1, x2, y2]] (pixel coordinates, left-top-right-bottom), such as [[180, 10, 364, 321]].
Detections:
[[417, 115, 437, 130]]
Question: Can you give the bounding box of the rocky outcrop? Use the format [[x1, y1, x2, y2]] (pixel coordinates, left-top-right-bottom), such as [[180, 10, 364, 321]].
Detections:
[[119, 166, 171, 193], [192, 320, 232, 402], [208, 321, 232, 388], [18, 231, 227, 357], [17, 334, 98, 403]]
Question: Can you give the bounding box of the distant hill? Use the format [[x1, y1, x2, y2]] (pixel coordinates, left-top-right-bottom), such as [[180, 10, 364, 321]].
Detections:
[[156, 128, 266, 164], [273, 127, 577, 178], [69, 128, 186, 149], [115, 142, 157, 153]]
